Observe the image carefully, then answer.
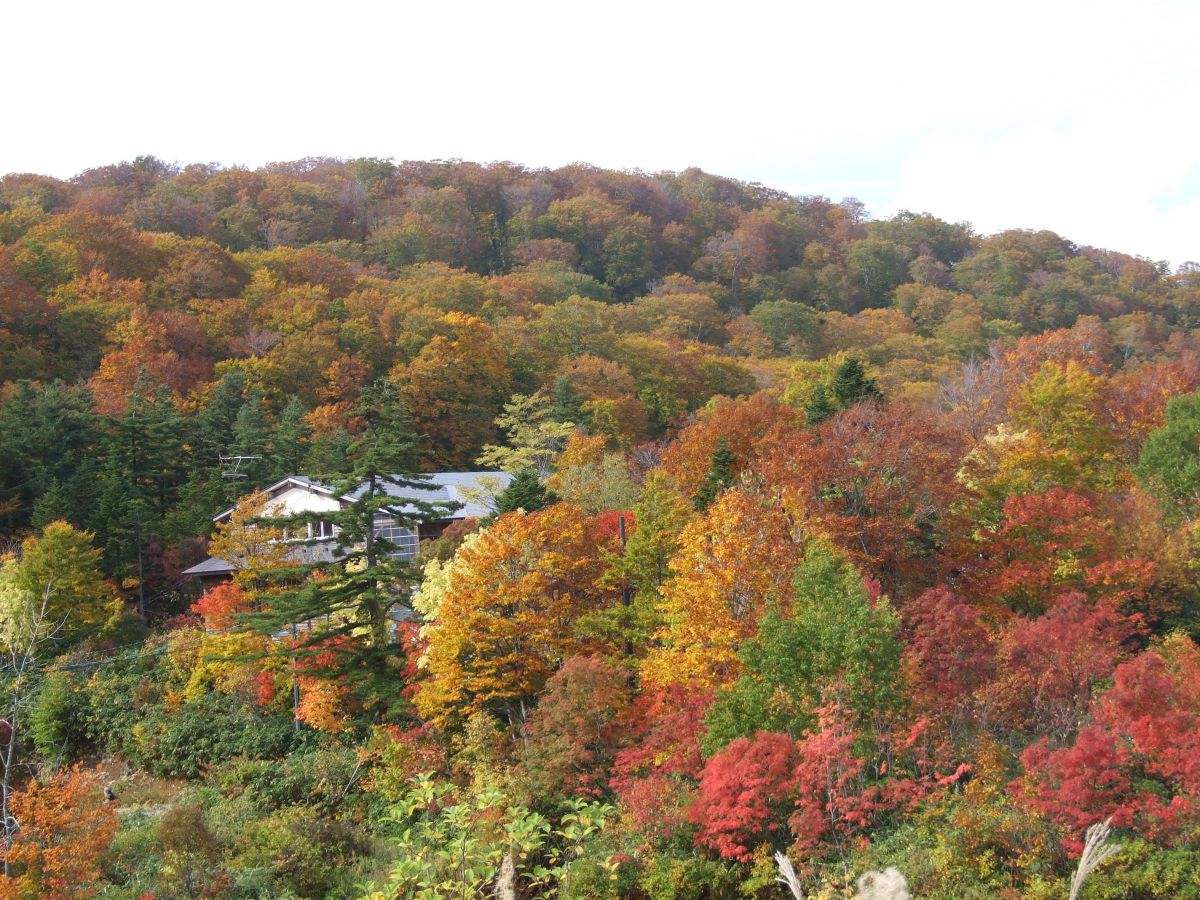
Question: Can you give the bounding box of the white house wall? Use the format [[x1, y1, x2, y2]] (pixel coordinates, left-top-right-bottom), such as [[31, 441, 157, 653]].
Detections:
[[267, 487, 343, 517]]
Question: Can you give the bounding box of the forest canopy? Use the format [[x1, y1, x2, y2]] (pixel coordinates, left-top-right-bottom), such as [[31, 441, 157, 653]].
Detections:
[[2, 156, 1200, 898]]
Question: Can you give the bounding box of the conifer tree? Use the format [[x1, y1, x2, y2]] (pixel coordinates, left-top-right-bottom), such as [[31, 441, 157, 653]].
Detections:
[[550, 375, 586, 425], [805, 384, 836, 425], [0, 382, 102, 533], [694, 437, 736, 511], [270, 396, 311, 479], [830, 357, 882, 409], [231, 389, 271, 488], [93, 385, 184, 600], [244, 380, 453, 711], [493, 468, 553, 515]]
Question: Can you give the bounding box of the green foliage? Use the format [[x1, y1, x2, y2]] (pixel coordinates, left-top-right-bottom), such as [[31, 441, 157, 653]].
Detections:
[[694, 436, 736, 511], [703, 544, 902, 750], [1137, 391, 1200, 522], [363, 773, 614, 899], [244, 379, 455, 711], [804, 356, 881, 424], [636, 849, 742, 900], [131, 692, 304, 778], [30, 669, 87, 764], [494, 468, 555, 515], [478, 390, 576, 478], [1074, 839, 1200, 898], [748, 299, 820, 352]]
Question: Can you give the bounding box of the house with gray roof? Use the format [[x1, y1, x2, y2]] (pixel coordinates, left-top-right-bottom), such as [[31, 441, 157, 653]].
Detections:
[[182, 471, 511, 589]]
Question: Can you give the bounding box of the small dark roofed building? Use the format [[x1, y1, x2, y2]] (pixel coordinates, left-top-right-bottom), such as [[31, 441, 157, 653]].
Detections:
[[182, 471, 510, 589]]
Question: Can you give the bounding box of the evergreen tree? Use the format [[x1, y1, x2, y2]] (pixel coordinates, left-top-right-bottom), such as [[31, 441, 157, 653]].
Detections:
[[0, 382, 102, 533], [231, 389, 272, 488], [805, 384, 836, 426], [830, 357, 882, 409], [303, 429, 355, 478], [493, 468, 553, 515], [694, 437, 736, 511], [171, 372, 248, 536], [93, 384, 185, 605], [270, 396, 312, 479], [804, 359, 882, 426], [245, 380, 454, 713], [30, 480, 70, 531], [549, 375, 586, 425], [188, 371, 246, 472]]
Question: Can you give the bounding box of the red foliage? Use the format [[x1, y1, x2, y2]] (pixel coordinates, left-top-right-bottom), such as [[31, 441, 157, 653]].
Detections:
[[1016, 636, 1200, 851], [690, 731, 798, 862], [253, 670, 277, 707], [901, 586, 994, 721], [967, 488, 1156, 616], [982, 592, 1137, 739], [519, 655, 633, 797], [190, 581, 252, 630], [592, 509, 636, 546], [610, 685, 712, 843], [1105, 350, 1200, 457], [689, 706, 963, 863], [763, 401, 967, 592]]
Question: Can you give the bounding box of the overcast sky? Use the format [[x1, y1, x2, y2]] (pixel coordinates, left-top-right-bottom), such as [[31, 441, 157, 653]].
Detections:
[[6, 0, 1200, 264]]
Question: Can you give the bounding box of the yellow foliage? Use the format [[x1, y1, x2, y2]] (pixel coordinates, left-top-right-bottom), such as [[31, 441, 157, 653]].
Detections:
[[641, 490, 799, 689]]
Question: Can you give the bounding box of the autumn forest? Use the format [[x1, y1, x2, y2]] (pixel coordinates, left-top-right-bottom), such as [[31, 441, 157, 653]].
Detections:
[[2, 156, 1200, 898]]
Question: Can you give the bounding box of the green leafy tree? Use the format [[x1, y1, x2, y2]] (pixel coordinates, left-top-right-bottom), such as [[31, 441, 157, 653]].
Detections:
[[477, 390, 576, 479], [1135, 391, 1200, 522], [703, 544, 902, 750], [2, 522, 122, 648]]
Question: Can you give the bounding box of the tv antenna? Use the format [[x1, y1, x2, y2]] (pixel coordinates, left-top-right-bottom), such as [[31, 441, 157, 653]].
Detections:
[[220, 455, 262, 479]]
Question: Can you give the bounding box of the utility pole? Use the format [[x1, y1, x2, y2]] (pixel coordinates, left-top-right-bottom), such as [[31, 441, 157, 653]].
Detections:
[[135, 512, 145, 618], [291, 622, 301, 731]]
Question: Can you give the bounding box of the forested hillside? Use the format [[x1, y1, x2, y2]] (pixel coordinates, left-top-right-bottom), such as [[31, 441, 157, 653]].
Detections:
[[2, 157, 1200, 897]]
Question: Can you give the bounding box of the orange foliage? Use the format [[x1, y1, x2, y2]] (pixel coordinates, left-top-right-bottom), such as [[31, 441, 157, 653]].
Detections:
[[660, 393, 800, 500], [396, 311, 512, 468], [1, 766, 118, 898], [416, 503, 618, 728]]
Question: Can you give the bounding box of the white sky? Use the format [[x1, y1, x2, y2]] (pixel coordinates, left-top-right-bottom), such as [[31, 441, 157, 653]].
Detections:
[[6, 0, 1200, 265]]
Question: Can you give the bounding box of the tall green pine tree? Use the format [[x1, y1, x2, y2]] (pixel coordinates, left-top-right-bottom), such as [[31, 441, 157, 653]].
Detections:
[[694, 436, 736, 511], [245, 380, 454, 713]]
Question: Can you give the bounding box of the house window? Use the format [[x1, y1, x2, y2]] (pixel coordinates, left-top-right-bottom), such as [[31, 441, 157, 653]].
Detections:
[[372, 513, 419, 558], [313, 520, 336, 539]]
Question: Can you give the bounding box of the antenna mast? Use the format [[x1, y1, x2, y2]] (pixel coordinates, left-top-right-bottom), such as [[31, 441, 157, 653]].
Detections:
[[219, 455, 262, 479]]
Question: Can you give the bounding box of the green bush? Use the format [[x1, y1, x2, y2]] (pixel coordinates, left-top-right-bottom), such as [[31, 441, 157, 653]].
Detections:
[[30, 669, 87, 763], [130, 691, 302, 778], [1076, 839, 1200, 899], [211, 746, 361, 812], [637, 849, 742, 900]]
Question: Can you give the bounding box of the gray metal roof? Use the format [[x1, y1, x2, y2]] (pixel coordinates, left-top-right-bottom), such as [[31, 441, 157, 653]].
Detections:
[[213, 471, 511, 523], [181, 556, 236, 576], [370, 471, 514, 520]]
